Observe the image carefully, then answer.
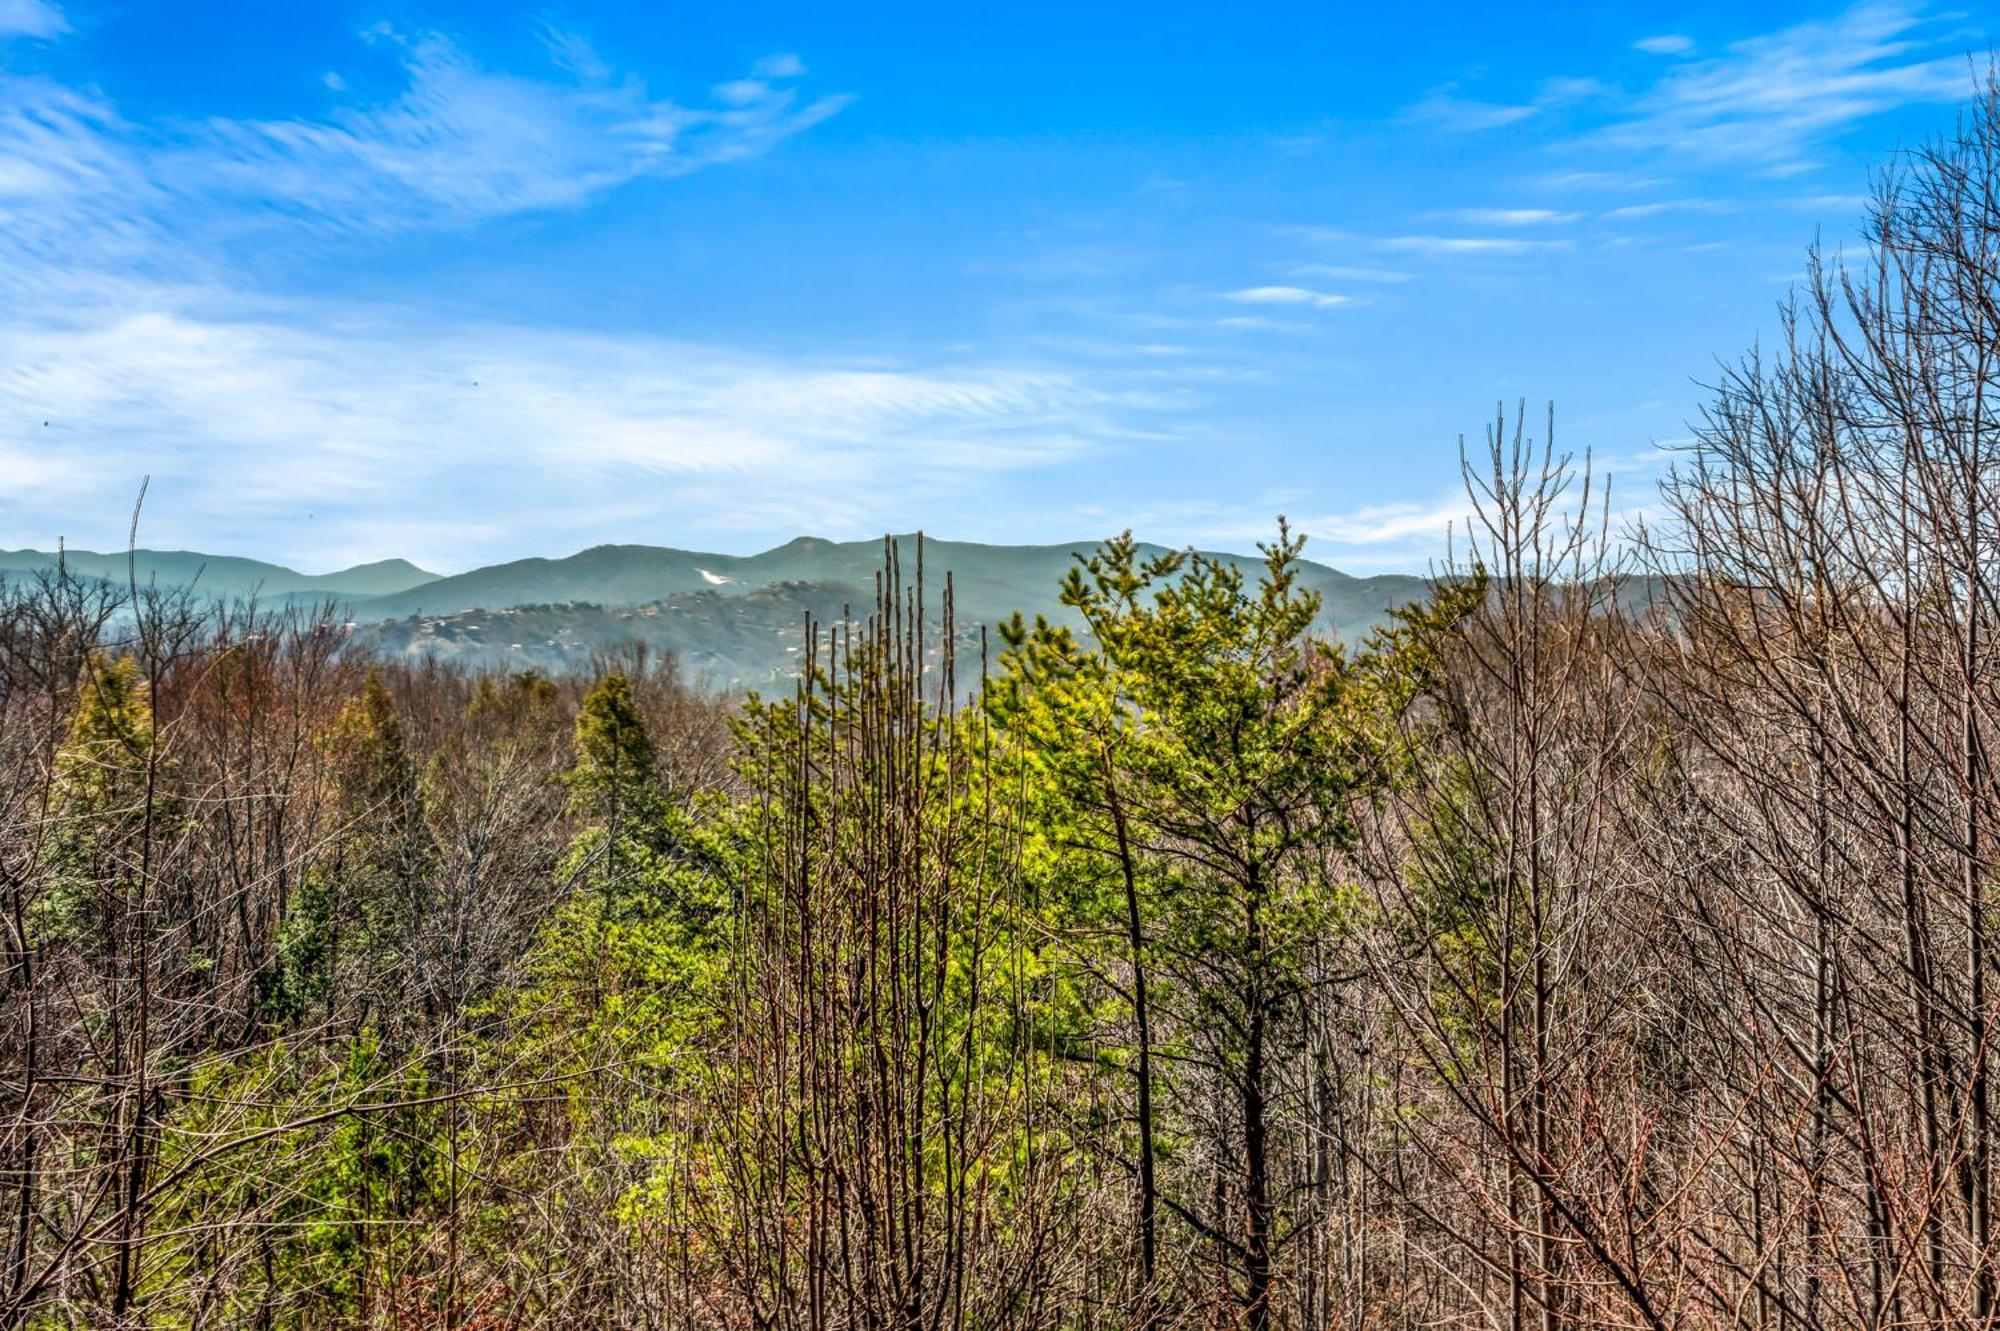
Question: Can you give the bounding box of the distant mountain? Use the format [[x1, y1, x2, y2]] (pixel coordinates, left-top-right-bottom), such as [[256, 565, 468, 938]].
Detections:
[[0, 548, 440, 601], [361, 535, 1424, 632], [353, 535, 1429, 687], [356, 581, 909, 691], [0, 536, 1432, 687]]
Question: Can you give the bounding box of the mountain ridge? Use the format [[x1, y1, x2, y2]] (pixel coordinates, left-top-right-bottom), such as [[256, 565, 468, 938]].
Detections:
[[0, 548, 441, 600], [0, 535, 1432, 687], [358, 534, 1391, 620]]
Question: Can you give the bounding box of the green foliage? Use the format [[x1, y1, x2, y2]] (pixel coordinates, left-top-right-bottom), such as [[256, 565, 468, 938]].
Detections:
[[477, 669, 739, 1247], [988, 523, 1470, 1293], [325, 669, 419, 823], [32, 653, 158, 949], [14, 540, 1480, 1327], [146, 1036, 456, 1329], [57, 651, 153, 808], [269, 669, 435, 1033], [263, 870, 338, 1023], [467, 669, 560, 729], [991, 522, 1433, 1006], [567, 671, 659, 815]]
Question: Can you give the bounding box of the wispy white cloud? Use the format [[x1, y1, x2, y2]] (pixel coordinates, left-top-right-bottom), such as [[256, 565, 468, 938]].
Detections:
[[1401, 75, 1611, 132], [0, 0, 64, 39], [1147, 448, 1670, 571], [1601, 197, 1734, 219], [1078, 493, 1480, 573], [1380, 235, 1572, 256], [0, 298, 1157, 568], [0, 80, 164, 300], [752, 53, 808, 79], [1282, 263, 1412, 283], [1402, 87, 1538, 132], [169, 27, 849, 234], [1405, 5, 1972, 176], [1592, 2, 1971, 165], [1222, 284, 1355, 309], [0, 26, 850, 316], [1215, 314, 1314, 334], [0, 23, 1132, 569], [1634, 34, 1697, 56], [1533, 169, 1674, 192], [1304, 497, 1474, 548], [1442, 207, 1582, 226], [0, 24, 851, 302]]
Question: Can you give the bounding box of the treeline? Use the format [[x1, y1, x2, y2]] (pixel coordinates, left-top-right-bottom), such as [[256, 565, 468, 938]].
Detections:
[[16, 84, 2000, 1331]]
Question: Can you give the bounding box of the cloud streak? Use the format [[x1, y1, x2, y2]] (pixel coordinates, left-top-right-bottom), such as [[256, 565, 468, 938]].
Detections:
[[0, 299, 1160, 569], [161, 28, 850, 235], [0, 26, 849, 283], [1456, 4, 1974, 170], [1380, 235, 1571, 256], [0, 0, 63, 39], [1223, 285, 1355, 309], [1400, 75, 1611, 133], [0, 21, 1151, 568], [1633, 34, 1697, 57], [1593, 2, 1971, 165], [1442, 207, 1581, 226]]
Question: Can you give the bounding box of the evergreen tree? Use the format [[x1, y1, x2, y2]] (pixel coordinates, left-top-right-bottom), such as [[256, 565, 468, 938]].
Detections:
[[37, 653, 156, 951], [992, 524, 1474, 1331], [569, 672, 658, 815], [271, 669, 430, 1029]]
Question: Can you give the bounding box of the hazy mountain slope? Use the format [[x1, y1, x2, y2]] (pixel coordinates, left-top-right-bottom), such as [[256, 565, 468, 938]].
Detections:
[[362, 534, 1425, 639], [295, 558, 442, 597], [358, 580, 922, 690], [1, 535, 1432, 684], [0, 549, 439, 600], [353, 535, 1430, 685], [359, 544, 745, 617]]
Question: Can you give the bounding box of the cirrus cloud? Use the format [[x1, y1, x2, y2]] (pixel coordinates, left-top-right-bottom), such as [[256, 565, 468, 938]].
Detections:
[[0, 0, 63, 39], [1222, 285, 1355, 309], [0, 20, 1164, 569]]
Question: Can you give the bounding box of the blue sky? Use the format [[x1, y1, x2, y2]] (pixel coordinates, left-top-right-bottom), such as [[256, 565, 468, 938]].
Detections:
[[0, 0, 1988, 572]]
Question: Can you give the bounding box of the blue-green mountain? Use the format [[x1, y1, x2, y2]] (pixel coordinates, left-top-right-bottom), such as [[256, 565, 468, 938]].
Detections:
[[1, 536, 1430, 690]]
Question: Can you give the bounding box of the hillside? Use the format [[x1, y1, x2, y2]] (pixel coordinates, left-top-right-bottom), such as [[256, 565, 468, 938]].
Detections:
[[362, 535, 1424, 628], [356, 579, 990, 691], [0, 548, 439, 601], [350, 536, 1430, 683], [0, 536, 1431, 683]]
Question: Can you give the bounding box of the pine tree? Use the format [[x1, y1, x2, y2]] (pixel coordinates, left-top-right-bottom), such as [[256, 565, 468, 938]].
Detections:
[[992, 524, 1476, 1331], [37, 654, 156, 951], [568, 671, 660, 824], [272, 669, 430, 1028]]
